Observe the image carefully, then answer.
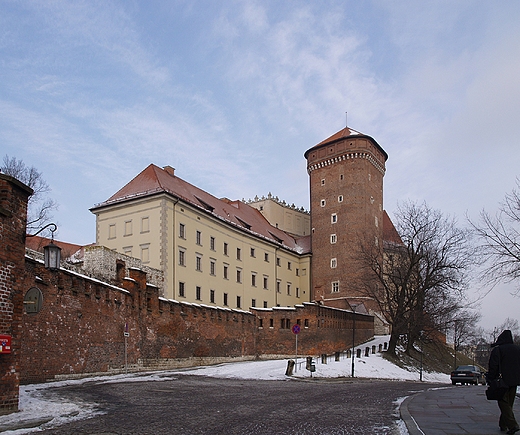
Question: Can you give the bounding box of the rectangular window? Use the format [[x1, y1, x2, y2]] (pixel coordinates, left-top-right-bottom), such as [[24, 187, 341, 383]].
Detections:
[[224, 242, 228, 256], [124, 220, 133, 236], [108, 224, 116, 239], [236, 268, 242, 283], [332, 281, 339, 293], [237, 247, 241, 260], [276, 257, 281, 267], [270, 318, 274, 328], [210, 289, 215, 303], [338, 195, 343, 203], [179, 282, 185, 298], [223, 264, 229, 279], [304, 319, 309, 328], [236, 296, 241, 309], [263, 276, 268, 289], [331, 258, 337, 268], [320, 199, 326, 207], [196, 286, 201, 301], [210, 236, 215, 251], [296, 268, 299, 276], [141, 216, 150, 233], [264, 253, 269, 262], [330, 234, 337, 244], [140, 244, 150, 263], [287, 261, 292, 270], [276, 280, 281, 293], [196, 230, 202, 245], [331, 214, 338, 224], [196, 255, 202, 271], [251, 273, 257, 287], [251, 299, 256, 308], [223, 293, 228, 306], [296, 287, 300, 298], [179, 249, 186, 266], [250, 247, 255, 257], [287, 283, 291, 295], [263, 301, 268, 308], [179, 223, 186, 239], [210, 259, 216, 276]]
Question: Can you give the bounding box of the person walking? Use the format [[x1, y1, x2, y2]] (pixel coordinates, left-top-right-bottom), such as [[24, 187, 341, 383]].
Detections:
[[488, 330, 520, 434]]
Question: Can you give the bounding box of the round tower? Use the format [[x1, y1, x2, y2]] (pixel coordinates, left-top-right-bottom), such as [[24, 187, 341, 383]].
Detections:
[[304, 127, 388, 310]]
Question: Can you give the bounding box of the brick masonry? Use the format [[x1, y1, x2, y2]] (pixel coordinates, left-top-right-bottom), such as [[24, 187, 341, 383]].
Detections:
[[0, 174, 32, 414]]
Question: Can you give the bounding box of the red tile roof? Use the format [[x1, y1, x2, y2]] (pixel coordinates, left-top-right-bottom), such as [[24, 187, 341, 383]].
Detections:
[[26, 235, 83, 258], [92, 164, 311, 254]]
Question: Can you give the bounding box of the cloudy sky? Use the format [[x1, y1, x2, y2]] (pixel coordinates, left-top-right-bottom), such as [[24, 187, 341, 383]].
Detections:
[[2, 1, 519, 329]]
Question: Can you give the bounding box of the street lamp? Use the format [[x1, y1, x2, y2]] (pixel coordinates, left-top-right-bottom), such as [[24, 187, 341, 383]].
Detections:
[[27, 223, 61, 270], [351, 304, 358, 377]]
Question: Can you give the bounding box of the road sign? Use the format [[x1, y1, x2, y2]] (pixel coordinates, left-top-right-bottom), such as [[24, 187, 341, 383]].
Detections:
[[292, 324, 301, 334]]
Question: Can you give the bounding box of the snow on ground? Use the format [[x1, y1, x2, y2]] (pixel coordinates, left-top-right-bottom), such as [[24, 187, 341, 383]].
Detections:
[[0, 336, 450, 434]]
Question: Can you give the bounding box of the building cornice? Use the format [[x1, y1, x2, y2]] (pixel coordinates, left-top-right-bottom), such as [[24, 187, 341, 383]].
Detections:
[[307, 151, 386, 176]]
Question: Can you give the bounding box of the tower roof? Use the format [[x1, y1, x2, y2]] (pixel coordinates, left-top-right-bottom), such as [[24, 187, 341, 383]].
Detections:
[[91, 164, 310, 254], [304, 126, 388, 161]]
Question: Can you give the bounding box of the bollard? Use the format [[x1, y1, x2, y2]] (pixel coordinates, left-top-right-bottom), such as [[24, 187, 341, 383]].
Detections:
[[306, 356, 313, 370], [384, 342, 387, 350], [372, 345, 376, 354], [285, 360, 295, 376], [378, 344, 383, 352], [356, 348, 361, 358], [365, 347, 369, 357], [335, 352, 340, 362]]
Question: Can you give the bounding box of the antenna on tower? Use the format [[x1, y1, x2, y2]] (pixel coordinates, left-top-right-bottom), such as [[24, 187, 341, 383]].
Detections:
[[345, 111, 348, 128]]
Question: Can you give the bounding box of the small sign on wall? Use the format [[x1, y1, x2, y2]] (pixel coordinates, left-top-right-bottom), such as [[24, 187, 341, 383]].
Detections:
[[0, 335, 12, 353]]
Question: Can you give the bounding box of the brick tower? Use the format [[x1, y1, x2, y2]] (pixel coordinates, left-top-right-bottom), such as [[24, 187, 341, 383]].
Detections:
[[304, 126, 388, 310]]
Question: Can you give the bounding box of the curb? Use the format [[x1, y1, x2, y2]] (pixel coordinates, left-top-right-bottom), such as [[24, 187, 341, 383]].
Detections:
[[0, 416, 54, 433], [400, 394, 424, 435]]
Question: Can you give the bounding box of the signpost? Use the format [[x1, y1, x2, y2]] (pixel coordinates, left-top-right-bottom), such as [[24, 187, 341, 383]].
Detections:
[[124, 323, 129, 374], [292, 324, 300, 372]]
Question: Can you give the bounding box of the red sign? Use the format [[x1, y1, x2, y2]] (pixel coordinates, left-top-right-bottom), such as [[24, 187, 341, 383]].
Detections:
[[292, 324, 301, 334], [0, 335, 12, 354]]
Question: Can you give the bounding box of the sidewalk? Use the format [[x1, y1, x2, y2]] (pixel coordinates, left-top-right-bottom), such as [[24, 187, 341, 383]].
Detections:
[[401, 384, 509, 435]]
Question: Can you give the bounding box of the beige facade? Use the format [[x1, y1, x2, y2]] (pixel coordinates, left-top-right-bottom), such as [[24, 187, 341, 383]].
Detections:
[[246, 194, 310, 237], [91, 165, 311, 309]]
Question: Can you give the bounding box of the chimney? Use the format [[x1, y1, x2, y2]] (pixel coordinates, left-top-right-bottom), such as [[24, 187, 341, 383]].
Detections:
[[163, 166, 175, 177]]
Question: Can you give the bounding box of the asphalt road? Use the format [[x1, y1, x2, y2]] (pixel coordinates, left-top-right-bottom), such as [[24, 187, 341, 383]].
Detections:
[[33, 374, 442, 435]]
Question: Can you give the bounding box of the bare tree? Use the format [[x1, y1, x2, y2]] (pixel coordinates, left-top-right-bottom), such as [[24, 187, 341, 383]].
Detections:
[[470, 179, 520, 294], [1, 155, 58, 232], [360, 201, 475, 356]]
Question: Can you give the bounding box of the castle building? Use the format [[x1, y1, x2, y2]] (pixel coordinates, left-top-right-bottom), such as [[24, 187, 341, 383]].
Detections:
[[304, 127, 388, 310], [90, 165, 311, 308], [91, 125, 390, 314]]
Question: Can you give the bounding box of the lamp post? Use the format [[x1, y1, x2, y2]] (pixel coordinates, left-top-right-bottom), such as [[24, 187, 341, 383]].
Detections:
[[27, 223, 61, 270], [351, 304, 358, 377]]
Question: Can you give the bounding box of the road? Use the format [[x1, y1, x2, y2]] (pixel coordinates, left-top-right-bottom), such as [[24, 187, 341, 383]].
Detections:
[[34, 374, 442, 435]]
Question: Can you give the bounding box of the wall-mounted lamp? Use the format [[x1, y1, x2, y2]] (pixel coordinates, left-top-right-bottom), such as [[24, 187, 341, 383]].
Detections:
[[27, 223, 61, 270]]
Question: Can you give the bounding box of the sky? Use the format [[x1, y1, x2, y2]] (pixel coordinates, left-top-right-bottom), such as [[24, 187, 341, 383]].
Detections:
[[0, 336, 448, 434], [1, 1, 520, 330]]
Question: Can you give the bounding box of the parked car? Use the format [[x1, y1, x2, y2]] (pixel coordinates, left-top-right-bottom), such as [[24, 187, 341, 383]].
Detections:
[[450, 365, 484, 385]]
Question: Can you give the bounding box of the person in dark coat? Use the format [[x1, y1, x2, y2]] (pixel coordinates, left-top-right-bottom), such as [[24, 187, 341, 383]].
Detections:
[[488, 330, 520, 434]]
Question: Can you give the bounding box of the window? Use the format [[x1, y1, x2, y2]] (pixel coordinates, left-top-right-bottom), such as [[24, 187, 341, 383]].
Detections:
[[250, 247, 255, 257], [296, 287, 300, 298], [276, 257, 281, 267], [276, 280, 281, 293], [196, 230, 202, 245], [331, 258, 337, 269], [251, 299, 256, 308], [287, 283, 291, 295], [210, 289, 215, 303], [124, 220, 132, 236], [108, 224, 116, 239], [338, 195, 343, 203], [296, 268, 299, 276], [123, 246, 132, 256], [287, 261, 292, 270], [141, 244, 150, 263], [330, 234, 337, 244], [210, 259, 216, 276], [237, 247, 241, 260], [141, 216, 150, 233], [331, 213, 338, 224], [320, 199, 326, 207], [210, 236, 215, 251], [179, 282, 185, 298], [223, 293, 228, 306], [269, 318, 274, 327], [321, 179, 325, 185], [223, 242, 228, 256], [264, 252, 269, 262], [196, 286, 201, 301], [340, 174, 344, 180], [179, 249, 186, 266], [179, 223, 185, 239], [223, 264, 229, 279], [263, 301, 268, 308], [236, 296, 241, 309], [263, 276, 268, 289], [304, 318, 309, 328], [251, 273, 257, 287], [196, 255, 202, 271], [332, 281, 339, 293], [236, 268, 242, 283]]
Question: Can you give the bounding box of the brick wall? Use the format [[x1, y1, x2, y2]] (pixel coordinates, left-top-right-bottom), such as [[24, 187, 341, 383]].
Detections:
[[0, 174, 32, 414], [21, 256, 373, 383]]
